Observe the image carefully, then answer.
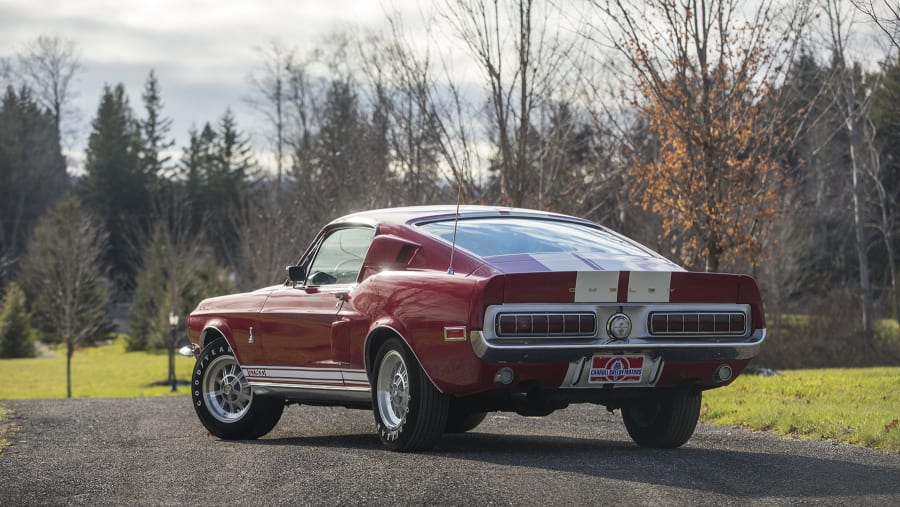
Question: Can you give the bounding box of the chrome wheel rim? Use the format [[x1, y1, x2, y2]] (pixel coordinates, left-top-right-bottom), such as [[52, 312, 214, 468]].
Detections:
[[376, 350, 410, 431], [203, 355, 253, 423]]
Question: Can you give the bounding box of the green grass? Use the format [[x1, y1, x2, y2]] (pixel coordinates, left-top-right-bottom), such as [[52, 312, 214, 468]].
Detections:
[[0, 403, 10, 453], [703, 367, 900, 454], [0, 337, 192, 399]]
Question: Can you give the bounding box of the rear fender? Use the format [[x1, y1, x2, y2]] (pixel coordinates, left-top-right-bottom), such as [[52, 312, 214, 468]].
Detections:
[[363, 322, 444, 393]]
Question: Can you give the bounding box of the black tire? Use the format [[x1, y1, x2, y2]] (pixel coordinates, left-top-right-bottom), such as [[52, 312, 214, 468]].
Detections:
[[445, 410, 487, 433], [372, 337, 449, 451], [192, 337, 284, 439], [621, 391, 702, 448]]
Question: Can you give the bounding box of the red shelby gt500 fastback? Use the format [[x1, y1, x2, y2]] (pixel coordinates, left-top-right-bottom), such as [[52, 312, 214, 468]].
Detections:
[[187, 206, 765, 451]]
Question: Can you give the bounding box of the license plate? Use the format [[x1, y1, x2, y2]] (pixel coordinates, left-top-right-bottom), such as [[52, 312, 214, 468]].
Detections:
[[588, 355, 645, 384]]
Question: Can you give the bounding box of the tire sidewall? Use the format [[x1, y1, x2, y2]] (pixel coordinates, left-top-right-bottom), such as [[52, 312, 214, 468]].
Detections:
[[192, 337, 257, 438], [372, 339, 422, 449], [622, 392, 701, 448]]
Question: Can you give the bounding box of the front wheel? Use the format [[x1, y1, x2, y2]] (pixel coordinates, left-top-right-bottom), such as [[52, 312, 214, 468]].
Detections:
[[373, 338, 449, 451], [192, 338, 284, 439], [621, 391, 702, 448]]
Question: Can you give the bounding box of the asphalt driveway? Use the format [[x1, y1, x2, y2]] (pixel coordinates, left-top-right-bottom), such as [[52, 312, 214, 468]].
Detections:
[[1, 397, 898, 505]]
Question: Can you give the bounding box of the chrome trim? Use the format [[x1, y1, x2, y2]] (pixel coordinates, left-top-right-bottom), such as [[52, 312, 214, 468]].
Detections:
[[483, 303, 752, 342], [250, 382, 372, 403], [444, 326, 467, 342], [495, 311, 597, 338], [470, 328, 766, 363], [648, 311, 748, 336]]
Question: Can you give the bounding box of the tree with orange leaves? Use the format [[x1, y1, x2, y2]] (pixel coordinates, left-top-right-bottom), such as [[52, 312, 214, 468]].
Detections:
[[589, 0, 811, 271]]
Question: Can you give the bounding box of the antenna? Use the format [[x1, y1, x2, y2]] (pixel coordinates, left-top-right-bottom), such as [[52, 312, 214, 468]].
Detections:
[[447, 181, 461, 275]]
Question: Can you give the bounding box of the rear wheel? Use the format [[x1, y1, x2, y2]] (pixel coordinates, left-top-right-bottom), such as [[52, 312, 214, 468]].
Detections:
[[192, 338, 284, 439], [373, 338, 449, 451], [621, 391, 701, 448]]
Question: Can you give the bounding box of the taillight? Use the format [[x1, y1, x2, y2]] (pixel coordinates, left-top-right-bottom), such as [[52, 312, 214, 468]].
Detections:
[[649, 312, 747, 336], [496, 312, 596, 338]]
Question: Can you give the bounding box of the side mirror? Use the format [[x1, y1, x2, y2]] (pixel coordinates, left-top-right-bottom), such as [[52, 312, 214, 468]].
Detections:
[[287, 265, 306, 283]]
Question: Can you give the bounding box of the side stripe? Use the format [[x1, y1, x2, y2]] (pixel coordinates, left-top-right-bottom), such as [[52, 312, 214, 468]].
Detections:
[[242, 365, 370, 387]]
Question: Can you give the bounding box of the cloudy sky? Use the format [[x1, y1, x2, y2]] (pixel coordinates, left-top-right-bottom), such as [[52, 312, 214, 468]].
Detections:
[[0, 0, 890, 173], [0, 0, 420, 170]]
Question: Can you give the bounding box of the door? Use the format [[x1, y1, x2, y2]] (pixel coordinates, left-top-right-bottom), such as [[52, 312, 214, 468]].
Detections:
[[248, 226, 375, 388]]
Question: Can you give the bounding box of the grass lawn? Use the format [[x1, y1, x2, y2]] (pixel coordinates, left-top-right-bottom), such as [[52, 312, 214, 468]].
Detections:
[[0, 337, 192, 399], [0, 403, 10, 453], [703, 367, 900, 454]]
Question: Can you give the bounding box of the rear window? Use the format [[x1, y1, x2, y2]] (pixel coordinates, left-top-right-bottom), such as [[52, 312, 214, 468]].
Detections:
[[418, 218, 655, 258]]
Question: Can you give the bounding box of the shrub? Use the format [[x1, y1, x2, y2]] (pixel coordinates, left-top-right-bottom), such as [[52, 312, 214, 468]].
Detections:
[[0, 282, 36, 358]]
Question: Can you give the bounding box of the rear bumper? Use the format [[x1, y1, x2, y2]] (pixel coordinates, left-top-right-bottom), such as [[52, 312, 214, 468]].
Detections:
[[469, 328, 766, 363]]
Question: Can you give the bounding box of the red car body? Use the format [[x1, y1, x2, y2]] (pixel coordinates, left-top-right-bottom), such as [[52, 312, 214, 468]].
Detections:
[[187, 206, 765, 450]]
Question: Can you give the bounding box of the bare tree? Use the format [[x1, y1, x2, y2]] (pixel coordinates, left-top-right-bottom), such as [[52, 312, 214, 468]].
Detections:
[[234, 187, 308, 289], [246, 40, 295, 189], [17, 35, 81, 140], [20, 197, 110, 398], [357, 31, 444, 205], [852, 0, 900, 49], [438, 0, 579, 207], [824, 0, 879, 362], [0, 57, 12, 89]]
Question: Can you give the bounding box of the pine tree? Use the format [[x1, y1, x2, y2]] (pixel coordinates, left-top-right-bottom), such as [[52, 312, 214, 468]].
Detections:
[[126, 225, 169, 351], [181, 122, 218, 234], [140, 70, 174, 180], [180, 111, 255, 263], [0, 85, 67, 284], [209, 109, 255, 259], [129, 222, 234, 356], [80, 84, 150, 293], [0, 282, 36, 358]]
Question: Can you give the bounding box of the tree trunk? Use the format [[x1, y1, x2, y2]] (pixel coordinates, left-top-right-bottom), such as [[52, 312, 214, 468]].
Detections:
[[848, 113, 875, 365], [66, 341, 73, 399], [168, 328, 177, 393], [885, 236, 899, 321]]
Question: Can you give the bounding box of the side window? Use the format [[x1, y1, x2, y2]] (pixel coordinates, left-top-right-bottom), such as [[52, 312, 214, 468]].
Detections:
[[306, 227, 375, 285]]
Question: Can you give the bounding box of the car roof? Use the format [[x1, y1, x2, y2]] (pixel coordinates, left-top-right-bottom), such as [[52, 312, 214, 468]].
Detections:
[[329, 205, 592, 228]]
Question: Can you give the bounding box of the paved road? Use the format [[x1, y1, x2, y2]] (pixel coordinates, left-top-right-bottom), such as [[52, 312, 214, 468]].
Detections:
[[1, 397, 898, 506]]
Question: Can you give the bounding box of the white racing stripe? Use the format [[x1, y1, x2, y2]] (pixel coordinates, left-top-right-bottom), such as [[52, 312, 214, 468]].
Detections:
[[627, 272, 672, 302], [242, 365, 370, 387], [242, 365, 341, 381], [574, 271, 619, 302]]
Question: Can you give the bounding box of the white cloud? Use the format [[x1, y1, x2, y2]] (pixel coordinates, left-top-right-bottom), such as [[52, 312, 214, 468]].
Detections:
[[0, 0, 409, 172]]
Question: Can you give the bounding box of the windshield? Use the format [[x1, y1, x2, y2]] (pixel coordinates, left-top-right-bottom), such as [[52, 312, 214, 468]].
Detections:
[[418, 218, 655, 258]]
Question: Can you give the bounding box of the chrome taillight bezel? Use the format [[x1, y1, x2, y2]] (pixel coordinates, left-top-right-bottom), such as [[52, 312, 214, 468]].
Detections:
[[495, 312, 597, 338], [648, 311, 748, 336]]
